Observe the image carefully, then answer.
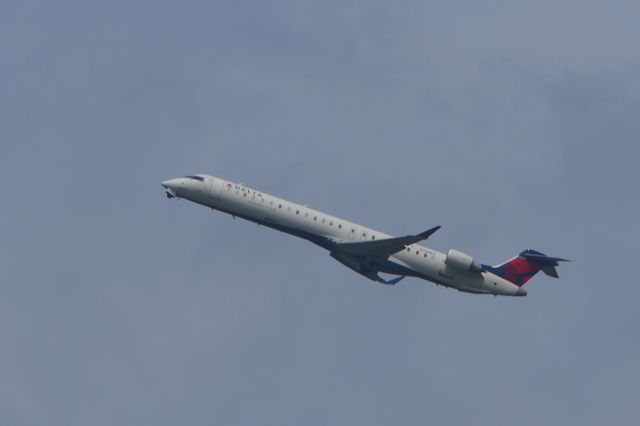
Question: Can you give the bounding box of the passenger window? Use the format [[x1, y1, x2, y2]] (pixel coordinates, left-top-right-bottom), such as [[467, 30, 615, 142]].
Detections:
[[372, 236, 375, 240], [330, 221, 333, 226], [279, 204, 282, 209], [338, 224, 342, 229], [296, 210, 299, 215], [314, 216, 317, 221]]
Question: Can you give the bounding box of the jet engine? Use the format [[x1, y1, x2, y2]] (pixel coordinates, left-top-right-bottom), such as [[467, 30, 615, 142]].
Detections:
[[445, 249, 484, 273]]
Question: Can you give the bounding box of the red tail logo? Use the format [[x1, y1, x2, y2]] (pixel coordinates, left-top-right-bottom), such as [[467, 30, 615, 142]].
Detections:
[[482, 249, 568, 287]]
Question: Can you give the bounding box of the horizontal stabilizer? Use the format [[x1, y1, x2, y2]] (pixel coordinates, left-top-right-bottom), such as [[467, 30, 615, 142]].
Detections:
[[520, 251, 570, 266], [541, 265, 559, 278]]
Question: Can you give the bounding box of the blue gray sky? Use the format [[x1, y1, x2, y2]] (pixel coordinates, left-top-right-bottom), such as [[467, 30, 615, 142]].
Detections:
[[2, 1, 639, 425]]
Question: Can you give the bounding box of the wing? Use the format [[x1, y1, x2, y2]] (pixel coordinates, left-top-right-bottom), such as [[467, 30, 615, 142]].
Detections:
[[330, 225, 441, 284], [333, 226, 441, 262]]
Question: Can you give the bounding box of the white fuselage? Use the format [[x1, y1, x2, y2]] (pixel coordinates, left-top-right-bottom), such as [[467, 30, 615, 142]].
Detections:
[[162, 174, 523, 296]]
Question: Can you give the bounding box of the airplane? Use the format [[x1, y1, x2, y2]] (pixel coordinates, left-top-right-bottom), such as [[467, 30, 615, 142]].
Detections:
[[161, 174, 568, 297]]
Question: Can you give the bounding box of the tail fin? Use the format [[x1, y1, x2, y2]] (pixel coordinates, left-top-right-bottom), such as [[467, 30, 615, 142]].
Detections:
[[482, 249, 569, 287]]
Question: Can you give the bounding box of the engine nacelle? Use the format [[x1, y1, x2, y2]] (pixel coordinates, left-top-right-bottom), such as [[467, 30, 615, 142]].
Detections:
[[445, 249, 483, 273]]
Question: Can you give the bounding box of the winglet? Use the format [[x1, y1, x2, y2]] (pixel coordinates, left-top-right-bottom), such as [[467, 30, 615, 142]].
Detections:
[[400, 225, 442, 249], [417, 225, 441, 241]]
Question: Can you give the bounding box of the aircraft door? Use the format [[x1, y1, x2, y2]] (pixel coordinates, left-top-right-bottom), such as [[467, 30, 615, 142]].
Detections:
[[209, 177, 224, 200]]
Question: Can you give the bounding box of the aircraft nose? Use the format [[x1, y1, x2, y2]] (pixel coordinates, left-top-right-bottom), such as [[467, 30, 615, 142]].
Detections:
[[161, 178, 180, 198], [161, 178, 179, 189], [515, 287, 527, 297]]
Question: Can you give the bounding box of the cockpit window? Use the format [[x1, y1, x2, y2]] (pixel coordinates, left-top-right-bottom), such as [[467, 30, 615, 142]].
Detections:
[[185, 175, 204, 182]]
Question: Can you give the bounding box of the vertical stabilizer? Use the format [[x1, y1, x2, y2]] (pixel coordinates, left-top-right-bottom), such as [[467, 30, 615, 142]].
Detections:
[[481, 249, 569, 287]]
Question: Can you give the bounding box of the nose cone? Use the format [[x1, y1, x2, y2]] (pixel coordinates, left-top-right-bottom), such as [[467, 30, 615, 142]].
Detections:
[[161, 178, 180, 190], [161, 178, 180, 198], [515, 287, 527, 297]]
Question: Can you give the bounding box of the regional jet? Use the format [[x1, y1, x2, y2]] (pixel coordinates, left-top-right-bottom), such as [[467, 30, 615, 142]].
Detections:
[[162, 174, 567, 297]]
